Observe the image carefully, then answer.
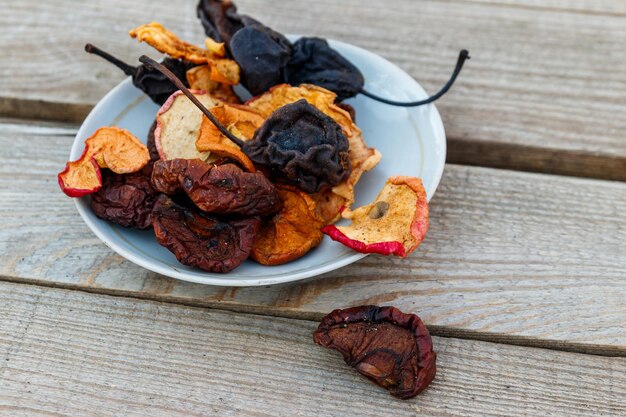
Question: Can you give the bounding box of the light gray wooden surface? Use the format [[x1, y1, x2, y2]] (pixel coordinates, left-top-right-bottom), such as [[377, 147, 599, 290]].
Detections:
[[1, 1, 625, 415], [1, 281, 624, 417], [1, 119, 624, 355], [1, 0, 625, 179]]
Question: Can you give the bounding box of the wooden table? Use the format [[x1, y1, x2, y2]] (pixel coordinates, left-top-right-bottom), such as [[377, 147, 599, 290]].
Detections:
[[1, 1, 625, 415]]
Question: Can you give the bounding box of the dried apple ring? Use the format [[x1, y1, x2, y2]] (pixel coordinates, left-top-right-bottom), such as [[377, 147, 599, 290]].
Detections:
[[58, 127, 150, 197], [322, 176, 428, 257]]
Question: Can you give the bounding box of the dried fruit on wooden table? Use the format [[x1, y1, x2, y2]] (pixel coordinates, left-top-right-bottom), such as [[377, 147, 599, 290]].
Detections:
[[85, 44, 195, 105], [229, 24, 292, 96], [152, 194, 259, 273], [91, 163, 159, 229], [196, 104, 264, 172], [314, 305, 436, 400], [58, 127, 150, 197], [129, 22, 240, 84], [151, 159, 282, 216], [286, 37, 365, 102], [242, 99, 351, 194], [251, 185, 324, 266], [322, 177, 428, 257], [155, 90, 221, 161]]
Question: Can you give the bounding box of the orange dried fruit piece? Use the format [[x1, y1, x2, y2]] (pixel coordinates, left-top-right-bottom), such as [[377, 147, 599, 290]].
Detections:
[[196, 104, 264, 172], [205, 37, 226, 57], [209, 59, 240, 85], [58, 127, 149, 197], [251, 185, 324, 266], [129, 22, 213, 64], [155, 90, 221, 161], [246, 84, 355, 137], [129, 22, 239, 84], [322, 176, 428, 257], [186, 66, 240, 104]]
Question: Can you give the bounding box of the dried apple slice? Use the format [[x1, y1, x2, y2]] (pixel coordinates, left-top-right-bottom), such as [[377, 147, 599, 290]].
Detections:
[[58, 127, 150, 197], [251, 185, 324, 265], [129, 22, 239, 84], [186, 65, 240, 104], [155, 90, 222, 161], [322, 176, 428, 257], [196, 104, 264, 172]]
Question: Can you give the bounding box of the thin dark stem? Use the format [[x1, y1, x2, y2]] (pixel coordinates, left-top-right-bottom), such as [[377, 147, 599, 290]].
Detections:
[[359, 50, 470, 107], [84, 44, 137, 77], [139, 55, 245, 147]]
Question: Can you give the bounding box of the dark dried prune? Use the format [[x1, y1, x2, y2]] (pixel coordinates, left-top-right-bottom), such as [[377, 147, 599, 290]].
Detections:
[[242, 99, 351, 193], [151, 159, 282, 216], [230, 24, 293, 96], [286, 37, 364, 102], [85, 44, 195, 105], [314, 305, 436, 400], [197, 0, 246, 44], [152, 194, 258, 272], [146, 120, 159, 162], [90, 163, 159, 229]]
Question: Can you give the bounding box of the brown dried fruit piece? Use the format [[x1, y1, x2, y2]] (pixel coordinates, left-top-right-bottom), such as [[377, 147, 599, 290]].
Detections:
[[58, 127, 150, 197], [322, 176, 428, 257], [152, 194, 259, 273], [251, 185, 324, 265], [196, 104, 264, 172], [151, 159, 282, 216], [186, 65, 240, 104], [314, 305, 436, 400], [129, 22, 239, 84], [90, 163, 159, 229]]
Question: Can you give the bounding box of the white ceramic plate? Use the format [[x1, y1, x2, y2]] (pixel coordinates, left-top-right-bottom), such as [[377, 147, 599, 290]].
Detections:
[[72, 38, 446, 286]]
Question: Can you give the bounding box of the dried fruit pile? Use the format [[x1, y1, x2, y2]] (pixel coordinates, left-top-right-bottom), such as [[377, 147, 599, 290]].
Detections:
[[59, 0, 469, 274], [57, 0, 463, 399]]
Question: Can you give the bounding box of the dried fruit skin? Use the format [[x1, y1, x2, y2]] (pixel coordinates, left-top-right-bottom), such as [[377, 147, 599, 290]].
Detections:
[[151, 159, 282, 216], [197, 0, 246, 45], [286, 37, 365, 102], [91, 164, 159, 229], [242, 99, 351, 194], [314, 305, 436, 400], [152, 194, 259, 273], [322, 176, 428, 257], [196, 105, 264, 172], [251, 185, 324, 265]]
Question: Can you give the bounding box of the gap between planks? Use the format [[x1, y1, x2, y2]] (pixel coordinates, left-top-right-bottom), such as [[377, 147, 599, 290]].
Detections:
[[1, 274, 623, 359]]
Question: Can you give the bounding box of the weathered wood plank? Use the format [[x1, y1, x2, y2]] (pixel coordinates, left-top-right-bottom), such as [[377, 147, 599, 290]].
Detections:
[[465, 0, 626, 16], [1, 120, 625, 354], [1, 0, 626, 179], [0, 281, 624, 417]]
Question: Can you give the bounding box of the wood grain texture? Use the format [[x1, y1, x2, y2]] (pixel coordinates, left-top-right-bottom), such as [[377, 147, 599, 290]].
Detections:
[[464, 0, 626, 16], [1, 120, 625, 354], [1, 0, 626, 179], [0, 281, 624, 417]]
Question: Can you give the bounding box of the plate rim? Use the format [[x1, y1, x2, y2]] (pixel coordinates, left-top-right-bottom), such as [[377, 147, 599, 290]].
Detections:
[[72, 37, 446, 287]]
